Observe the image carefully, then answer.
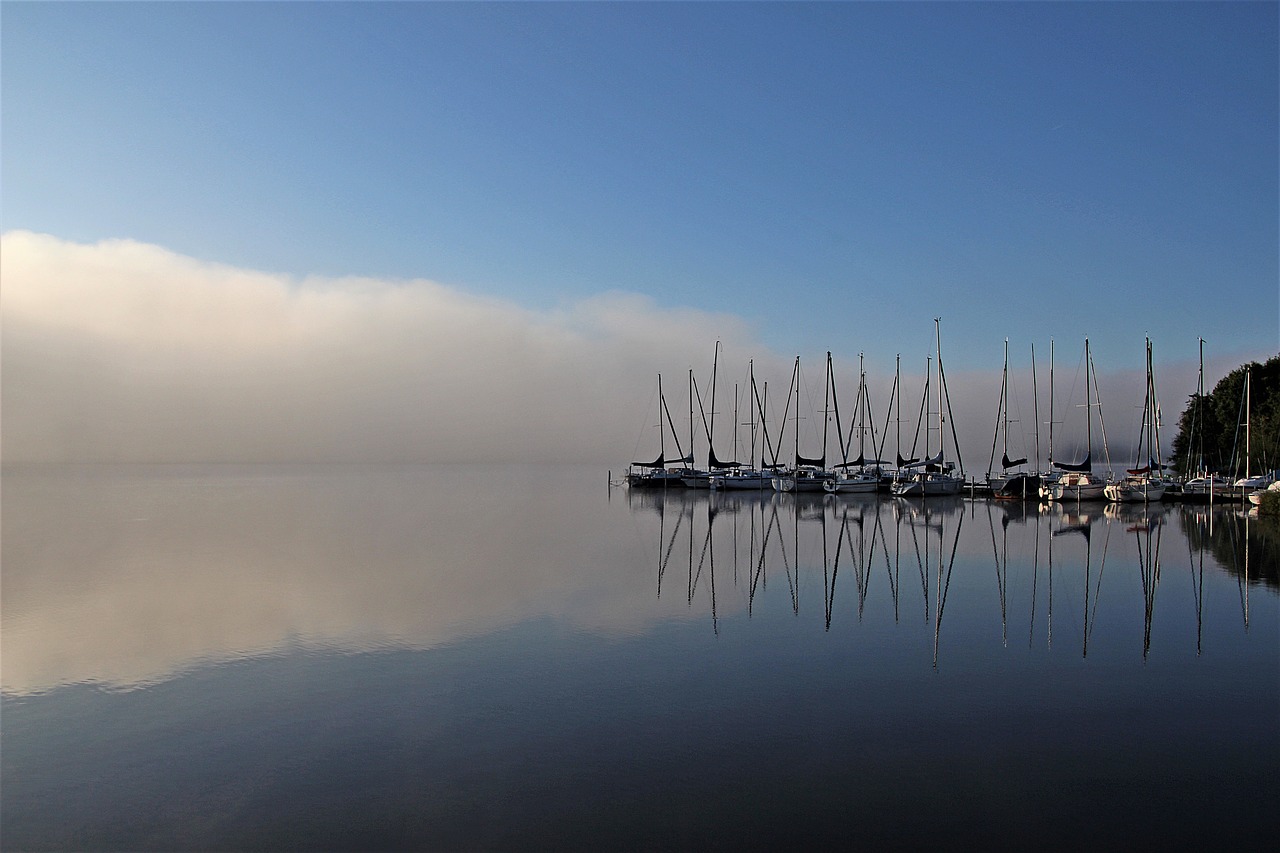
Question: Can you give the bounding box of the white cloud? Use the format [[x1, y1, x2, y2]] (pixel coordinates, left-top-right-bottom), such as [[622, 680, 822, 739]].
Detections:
[[3, 231, 1263, 467], [1, 231, 768, 463]]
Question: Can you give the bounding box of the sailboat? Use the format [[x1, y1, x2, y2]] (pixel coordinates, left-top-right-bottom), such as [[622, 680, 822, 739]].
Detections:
[[711, 361, 773, 490], [1040, 338, 1110, 502], [627, 374, 694, 488], [986, 338, 1032, 495], [825, 353, 880, 494], [1106, 337, 1168, 503], [682, 342, 743, 488], [995, 342, 1043, 500], [1181, 338, 1233, 500], [892, 319, 965, 497], [772, 355, 834, 492], [1233, 366, 1277, 495]]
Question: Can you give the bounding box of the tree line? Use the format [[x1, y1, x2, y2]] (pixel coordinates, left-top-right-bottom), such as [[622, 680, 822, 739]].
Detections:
[[1170, 353, 1280, 479]]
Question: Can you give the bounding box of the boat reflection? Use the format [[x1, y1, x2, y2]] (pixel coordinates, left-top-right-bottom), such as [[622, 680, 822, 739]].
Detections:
[[630, 487, 1271, 664]]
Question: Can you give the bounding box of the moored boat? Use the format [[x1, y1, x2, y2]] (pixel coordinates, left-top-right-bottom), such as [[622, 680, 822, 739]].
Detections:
[[891, 320, 965, 498]]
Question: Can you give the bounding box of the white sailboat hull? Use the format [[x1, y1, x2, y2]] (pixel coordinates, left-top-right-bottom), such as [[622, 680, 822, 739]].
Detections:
[[1041, 474, 1107, 502], [1104, 479, 1166, 503]]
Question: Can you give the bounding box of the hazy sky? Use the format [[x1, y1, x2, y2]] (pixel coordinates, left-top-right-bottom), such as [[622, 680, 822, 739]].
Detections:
[[3, 2, 1277, 465]]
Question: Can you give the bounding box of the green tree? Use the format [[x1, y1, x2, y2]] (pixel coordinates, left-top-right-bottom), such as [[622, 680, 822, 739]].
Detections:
[[1170, 353, 1280, 478]]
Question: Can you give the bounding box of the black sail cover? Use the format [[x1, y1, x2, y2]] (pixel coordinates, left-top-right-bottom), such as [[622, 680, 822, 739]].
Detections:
[[632, 453, 665, 469], [708, 448, 742, 469], [795, 453, 825, 468], [1001, 452, 1029, 469], [1053, 452, 1091, 472]]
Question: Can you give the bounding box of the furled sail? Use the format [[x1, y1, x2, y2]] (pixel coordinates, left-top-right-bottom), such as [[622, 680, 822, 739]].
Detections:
[[903, 452, 943, 470], [795, 453, 825, 468], [896, 452, 920, 468], [708, 448, 742, 469], [835, 454, 886, 469], [632, 453, 665, 469], [1001, 452, 1028, 469], [1053, 453, 1091, 472]]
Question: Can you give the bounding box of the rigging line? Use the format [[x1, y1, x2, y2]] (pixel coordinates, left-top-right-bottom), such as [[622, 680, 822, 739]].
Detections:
[[748, 498, 781, 614], [657, 498, 687, 599], [630, 381, 661, 462], [873, 508, 899, 619], [826, 509, 846, 630], [689, 510, 713, 606], [935, 510, 965, 632], [1030, 509, 1041, 648], [907, 507, 931, 621], [1084, 522, 1112, 658]]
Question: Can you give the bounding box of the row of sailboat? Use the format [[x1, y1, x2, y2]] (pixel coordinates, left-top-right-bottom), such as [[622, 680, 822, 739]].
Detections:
[[626, 327, 1275, 505], [627, 319, 966, 497]]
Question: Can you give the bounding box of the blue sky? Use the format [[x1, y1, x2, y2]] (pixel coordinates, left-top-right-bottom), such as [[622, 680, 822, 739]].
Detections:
[[2, 2, 1278, 463]]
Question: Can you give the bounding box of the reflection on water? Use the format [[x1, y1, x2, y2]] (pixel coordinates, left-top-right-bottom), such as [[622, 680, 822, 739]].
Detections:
[[627, 484, 1273, 666], [3, 465, 1277, 850]]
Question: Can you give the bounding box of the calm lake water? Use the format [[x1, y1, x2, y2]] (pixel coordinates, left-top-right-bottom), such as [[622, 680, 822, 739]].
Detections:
[[3, 464, 1277, 851]]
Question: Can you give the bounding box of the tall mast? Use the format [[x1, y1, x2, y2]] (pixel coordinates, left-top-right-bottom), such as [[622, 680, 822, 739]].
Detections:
[[1031, 343, 1041, 472], [1246, 366, 1252, 480], [1047, 339, 1055, 466], [925, 356, 933, 460], [895, 354, 902, 462], [709, 340, 720, 449], [658, 374, 666, 462], [748, 361, 758, 468], [1002, 338, 1010, 459], [1085, 337, 1092, 464], [688, 368, 695, 469], [1153, 338, 1163, 471], [732, 382, 740, 466], [822, 351, 833, 464], [1195, 338, 1205, 476], [792, 356, 801, 465], [935, 319, 943, 460], [859, 352, 867, 461]]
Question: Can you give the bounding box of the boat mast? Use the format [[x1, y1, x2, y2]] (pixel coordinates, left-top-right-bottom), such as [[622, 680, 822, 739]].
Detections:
[[1047, 339, 1055, 467], [1000, 338, 1010, 462], [988, 339, 1009, 477], [1031, 343, 1041, 473], [732, 382, 740, 467], [688, 368, 695, 469], [747, 361, 758, 468], [1246, 366, 1252, 480], [936, 317, 964, 477], [822, 351, 832, 465], [1195, 338, 1205, 477], [895, 354, 902, 464], [859, 353, 867, 463], [1088, 340, 1113, 473], [1085, 337, 1092, 469], [936, 320, 943, 463], [1153, 338, 1163, 473], [658, 374, 666, 463], [709, 340, 720, 454]]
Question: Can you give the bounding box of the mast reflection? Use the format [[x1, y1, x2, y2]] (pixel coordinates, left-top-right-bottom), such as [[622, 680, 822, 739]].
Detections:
[[628, 486, 1269, 664]]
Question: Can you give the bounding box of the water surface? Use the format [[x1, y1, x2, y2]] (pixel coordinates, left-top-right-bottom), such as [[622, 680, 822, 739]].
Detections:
[[3, 464, 1276, 850]]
